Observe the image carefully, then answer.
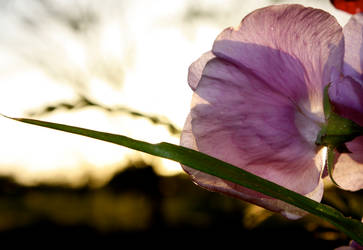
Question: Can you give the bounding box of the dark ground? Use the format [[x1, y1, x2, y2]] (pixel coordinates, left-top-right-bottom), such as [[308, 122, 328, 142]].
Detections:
[[0, 164, 361, 249]]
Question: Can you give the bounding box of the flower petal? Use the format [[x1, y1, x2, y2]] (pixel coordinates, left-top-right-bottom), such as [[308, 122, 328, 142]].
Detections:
[[213, 4, 344, 107], [335, 247, 355, 250], [329, 77, 363, 125], [333, 137, 363, 191], [187, 51, 215, 91], [343, 13, 363, 85]]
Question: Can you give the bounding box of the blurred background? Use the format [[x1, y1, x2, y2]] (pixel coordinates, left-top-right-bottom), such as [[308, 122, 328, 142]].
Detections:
[[0, 0, 361, 248]]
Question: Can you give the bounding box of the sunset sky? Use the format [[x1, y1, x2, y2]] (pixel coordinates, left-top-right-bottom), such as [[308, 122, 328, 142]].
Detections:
[[0, 0, 350, 186]]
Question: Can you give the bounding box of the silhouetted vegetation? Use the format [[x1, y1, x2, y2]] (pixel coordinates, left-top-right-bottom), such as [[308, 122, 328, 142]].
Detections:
[[26, 96, 181, 135], [0, 164, 360, 248]]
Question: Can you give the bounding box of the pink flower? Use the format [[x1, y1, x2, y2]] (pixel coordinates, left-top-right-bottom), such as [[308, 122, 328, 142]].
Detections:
[[336, 218, 363, 249], [328, 12, 363, 191], [335, 240, 363, 250], [181, 4, 363, 219]]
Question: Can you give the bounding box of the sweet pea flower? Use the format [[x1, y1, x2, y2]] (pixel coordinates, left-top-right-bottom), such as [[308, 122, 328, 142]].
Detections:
[[181, 4, 363, 219], [336, 240, 363, 250]]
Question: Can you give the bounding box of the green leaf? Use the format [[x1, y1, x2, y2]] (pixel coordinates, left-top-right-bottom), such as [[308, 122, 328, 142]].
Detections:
[[4, 115, 363, 244]]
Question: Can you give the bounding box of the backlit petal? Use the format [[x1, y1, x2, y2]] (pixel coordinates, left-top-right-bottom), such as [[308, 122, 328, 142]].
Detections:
[[333, 137, 363, 191], [213, 4, 344, 110], [187, 51, 215, 91], [343, 13, 363, 84]]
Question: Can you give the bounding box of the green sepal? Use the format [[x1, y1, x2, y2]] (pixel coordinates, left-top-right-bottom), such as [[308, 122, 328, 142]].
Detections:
[[316, 84, 363, 148]]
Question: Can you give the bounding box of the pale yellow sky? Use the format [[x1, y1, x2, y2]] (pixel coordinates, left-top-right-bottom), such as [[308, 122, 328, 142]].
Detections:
[[0, 0, 350, 186]]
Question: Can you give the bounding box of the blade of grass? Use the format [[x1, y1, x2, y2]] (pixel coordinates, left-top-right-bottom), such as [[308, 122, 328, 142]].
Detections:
[[4, 115, 363, 244]]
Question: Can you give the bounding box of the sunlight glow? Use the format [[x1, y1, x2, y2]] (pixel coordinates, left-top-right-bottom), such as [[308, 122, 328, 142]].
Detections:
[[0, 0, 350, 186]]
